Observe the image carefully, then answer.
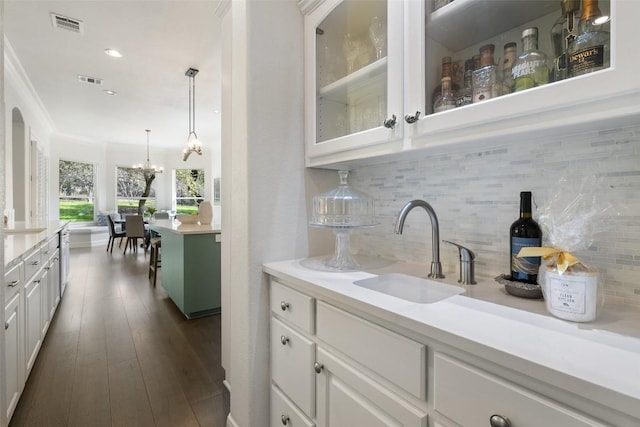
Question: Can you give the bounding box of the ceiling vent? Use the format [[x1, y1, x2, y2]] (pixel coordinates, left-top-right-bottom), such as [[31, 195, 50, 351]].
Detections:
[[50, 13, 84, 34], [78, 75, 103, 86]]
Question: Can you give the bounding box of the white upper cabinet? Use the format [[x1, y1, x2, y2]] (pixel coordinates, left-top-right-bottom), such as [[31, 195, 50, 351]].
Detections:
[[301, 0, 639, 168]]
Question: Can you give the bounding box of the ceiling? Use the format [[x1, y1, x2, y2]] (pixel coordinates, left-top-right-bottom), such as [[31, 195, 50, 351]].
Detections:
[[4, 0, 222, 149]]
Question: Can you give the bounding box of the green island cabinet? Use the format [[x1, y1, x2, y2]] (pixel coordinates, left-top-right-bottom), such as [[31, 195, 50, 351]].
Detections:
[[149, 220, 221, 318]]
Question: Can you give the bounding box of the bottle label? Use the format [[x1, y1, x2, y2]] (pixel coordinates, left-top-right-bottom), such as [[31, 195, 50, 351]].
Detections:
[[568, 45, 605, 76], [546, 272, 597, 315], [512, 60, 547, 79], [455, 93, 472, 107], [511, 237, 542, 275]]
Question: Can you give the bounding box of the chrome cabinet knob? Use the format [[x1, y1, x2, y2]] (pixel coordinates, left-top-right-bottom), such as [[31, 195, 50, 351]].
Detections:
[[281, 414, 290, 425], [280, 301, 290, 311], [314, 362, 324, 374], [404, 111, 421, 123], [489, 414, 512, 427], [383, 114, 397, 129], [4, 322, 9, 331], [280, 335, 289, 345]]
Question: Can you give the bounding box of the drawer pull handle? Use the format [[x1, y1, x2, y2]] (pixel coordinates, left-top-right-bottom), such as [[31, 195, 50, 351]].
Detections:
[[34, 280, 41, 284], [31, 260, 40, 266], [489, 414, 511, 427], [280, 335, 289, 346], [314, 362, 324, 374], [4, 322, 9, 331], [280, 301, 290, 311], [383, 114, 397, 129], [45, 267, 51, 271], [280, 414, 290, 425], [8, 280, 19, 288]]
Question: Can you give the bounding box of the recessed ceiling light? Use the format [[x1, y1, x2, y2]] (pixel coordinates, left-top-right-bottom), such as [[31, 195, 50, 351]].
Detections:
[[103, 90, 117, 96], [104, 48, 123, 58]]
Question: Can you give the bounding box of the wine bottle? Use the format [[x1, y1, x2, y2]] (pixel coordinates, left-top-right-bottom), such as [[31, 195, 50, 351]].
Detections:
[[510, 191, 542, 284]]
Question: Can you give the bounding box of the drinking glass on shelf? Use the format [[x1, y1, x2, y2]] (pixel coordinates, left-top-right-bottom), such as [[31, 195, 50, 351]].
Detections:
[[343, 33, 361, 74], [369, 16, 387, 60]]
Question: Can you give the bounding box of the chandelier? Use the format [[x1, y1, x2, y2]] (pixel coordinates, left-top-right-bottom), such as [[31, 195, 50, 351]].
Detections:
[[134, 129, 163, 174], [183, 67, 203, 161]]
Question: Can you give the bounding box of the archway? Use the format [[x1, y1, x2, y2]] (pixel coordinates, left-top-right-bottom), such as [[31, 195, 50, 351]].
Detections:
[[12, 107, 26, 221]]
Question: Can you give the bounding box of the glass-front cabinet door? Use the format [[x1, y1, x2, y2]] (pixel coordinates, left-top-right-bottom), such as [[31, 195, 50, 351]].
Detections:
[[304, 0, 403, 166]]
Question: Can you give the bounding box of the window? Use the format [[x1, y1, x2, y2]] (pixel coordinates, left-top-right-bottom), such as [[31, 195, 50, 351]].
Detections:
[[59, 159, 95, 222], [174, 169, 205, 214], [117, 166, 157, 215]]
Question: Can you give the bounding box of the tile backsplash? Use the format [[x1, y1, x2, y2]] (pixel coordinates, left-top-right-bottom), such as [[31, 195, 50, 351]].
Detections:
[[348, 124, 640, 307]]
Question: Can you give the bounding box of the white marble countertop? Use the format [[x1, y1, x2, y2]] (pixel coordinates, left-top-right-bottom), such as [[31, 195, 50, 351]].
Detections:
[[149, 219, 221, 235], [4, 221, 69, 267], [263, 257, 640, 412]]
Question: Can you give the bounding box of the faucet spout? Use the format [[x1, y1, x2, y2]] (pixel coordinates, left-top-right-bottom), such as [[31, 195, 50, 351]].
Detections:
[[395, 200, 445, 279]]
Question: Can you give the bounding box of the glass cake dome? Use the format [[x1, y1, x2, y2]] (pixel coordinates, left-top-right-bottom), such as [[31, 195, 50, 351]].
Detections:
[[309, 171, 377, 271]]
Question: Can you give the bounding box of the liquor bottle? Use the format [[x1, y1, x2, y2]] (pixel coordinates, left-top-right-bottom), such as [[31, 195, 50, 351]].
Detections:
[[567, 0, 610, 77], [510, 191, 542, 284], [512, 27, 549, 92], [550, 0, 580, 82], [455, 59, 474, 107], [432, 56, 460, 110], [472, 44, 498, 102], [499, 42, 517, 95], [434, 77, 457, 112]]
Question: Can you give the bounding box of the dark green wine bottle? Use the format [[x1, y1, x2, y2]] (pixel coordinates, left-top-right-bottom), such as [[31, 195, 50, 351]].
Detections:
[[510, 191, 542, 284]]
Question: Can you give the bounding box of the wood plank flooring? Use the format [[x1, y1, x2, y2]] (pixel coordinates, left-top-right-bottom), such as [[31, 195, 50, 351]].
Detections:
[[9, 245, 229, 427]]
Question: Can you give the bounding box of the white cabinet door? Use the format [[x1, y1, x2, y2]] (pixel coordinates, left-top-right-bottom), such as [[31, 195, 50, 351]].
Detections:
[[316, 347, 427, 427], [50, 254, 61, 314], [4, 292, 22, 422], [303, 0, 404, 167], [25, 273, 43, 374], [40, 267, 51, 336]]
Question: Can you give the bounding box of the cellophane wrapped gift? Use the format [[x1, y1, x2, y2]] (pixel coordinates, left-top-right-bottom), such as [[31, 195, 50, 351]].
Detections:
[[521, 176, 616, 322]]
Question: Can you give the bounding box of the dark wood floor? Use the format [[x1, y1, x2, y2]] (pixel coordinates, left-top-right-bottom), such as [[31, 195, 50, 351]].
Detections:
[[9, 244, 229, 426]]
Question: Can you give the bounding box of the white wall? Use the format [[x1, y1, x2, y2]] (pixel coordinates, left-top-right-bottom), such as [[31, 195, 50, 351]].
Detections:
[[222, 1, 307, 426]]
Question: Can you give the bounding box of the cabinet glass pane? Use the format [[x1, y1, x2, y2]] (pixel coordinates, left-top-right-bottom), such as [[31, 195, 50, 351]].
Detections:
[[316, 0, 387, 143], [425, 0, 611, 116]]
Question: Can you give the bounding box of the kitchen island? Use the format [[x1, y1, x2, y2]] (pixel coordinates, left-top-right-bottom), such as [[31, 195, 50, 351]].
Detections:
[[149, 219, 221, 319]]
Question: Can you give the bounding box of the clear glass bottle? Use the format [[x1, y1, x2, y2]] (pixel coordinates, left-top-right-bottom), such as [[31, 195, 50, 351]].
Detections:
[[472, 44, 498, 103], [432, 56, 460, 109], [512, 28, 549, 92], [434, 77, 457, 113], [550, 0, 580, 82], [567, 0, 610, 77], [500, 42, 517, 95], [455, 59, 474, 107]]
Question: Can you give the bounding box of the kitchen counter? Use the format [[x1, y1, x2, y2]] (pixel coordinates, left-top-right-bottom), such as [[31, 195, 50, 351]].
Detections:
[[263, 257, 640, 417], [149, 220, 221, 318], [4, 221, 69, 267], [149, 218, 220, 235]]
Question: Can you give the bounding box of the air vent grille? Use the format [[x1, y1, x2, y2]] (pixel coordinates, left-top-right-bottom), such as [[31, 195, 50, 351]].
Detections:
[[51, 13, 84, 34], [78, 75, 103, 86]]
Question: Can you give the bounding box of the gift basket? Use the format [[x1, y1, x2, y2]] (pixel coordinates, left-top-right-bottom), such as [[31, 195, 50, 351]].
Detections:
[[517, 176, 616, 322]]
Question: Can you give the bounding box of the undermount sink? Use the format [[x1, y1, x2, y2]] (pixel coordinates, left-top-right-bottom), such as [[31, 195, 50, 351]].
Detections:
[[353, 273, 465, 304]]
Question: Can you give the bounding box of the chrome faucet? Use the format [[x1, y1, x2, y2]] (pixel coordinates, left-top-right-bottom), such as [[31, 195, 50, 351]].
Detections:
[[394, 200, 445, 279]]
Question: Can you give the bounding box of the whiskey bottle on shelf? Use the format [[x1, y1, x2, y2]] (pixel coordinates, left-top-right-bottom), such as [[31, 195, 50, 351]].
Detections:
[[432, 56, 460, 111], [512, 27, 549, 92], [567, 0, 610, 78], [472, 44, 498, 103], [499, 42, 517, 95], [455, 59, 474, 107], [434, 77, 457, 113], [550, 0, 580, 82]]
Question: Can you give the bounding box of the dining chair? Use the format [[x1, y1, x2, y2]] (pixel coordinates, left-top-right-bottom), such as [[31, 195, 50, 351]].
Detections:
[[153, 211, 170, 220], [123, 215, 146, 254], [106, 215, 126, 253]]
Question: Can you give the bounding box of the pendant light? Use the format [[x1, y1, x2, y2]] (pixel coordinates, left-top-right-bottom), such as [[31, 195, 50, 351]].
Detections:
[[134, 129, 163, 174], [183, 67, 203, 161]]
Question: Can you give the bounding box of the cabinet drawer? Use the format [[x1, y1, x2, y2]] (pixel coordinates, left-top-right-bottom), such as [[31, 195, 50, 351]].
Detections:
[[271, 280, 314, 334], [271, 317, 315, 417], [271, 384, 315, 427], [4, 263, 23, 298], [433, 353, 606, 427], [41, 236, 57, 259], [23, 248, 42, 279], [316, 301, 426, 399]]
